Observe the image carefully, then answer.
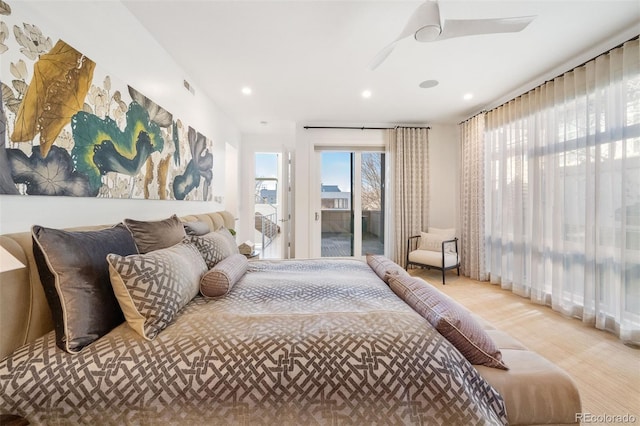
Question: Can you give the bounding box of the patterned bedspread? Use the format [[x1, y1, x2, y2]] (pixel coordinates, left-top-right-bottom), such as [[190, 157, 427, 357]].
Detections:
[[0, 259, 507, 425]]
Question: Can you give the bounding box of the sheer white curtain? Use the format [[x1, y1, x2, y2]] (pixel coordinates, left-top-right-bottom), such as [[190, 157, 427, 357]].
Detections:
[[389, 127, 429, 266], [485, 39, 639, 343], [460, 114, 487, 281]]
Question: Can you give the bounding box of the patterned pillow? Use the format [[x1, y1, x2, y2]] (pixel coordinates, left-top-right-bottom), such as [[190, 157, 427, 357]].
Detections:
[[366, 254, 409, 283], [107, 242, 207, 340], [217, 227, 239, 254], [200, 254, 248, 298], [32, 224, 138, 353], [124, 214, 186, 254], [190, 230, 237, 268], [388, 274, 508, 370]]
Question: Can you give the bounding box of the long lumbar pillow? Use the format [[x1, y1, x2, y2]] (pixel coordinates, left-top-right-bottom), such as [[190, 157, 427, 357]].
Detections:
[[388, 274, 508, 370]]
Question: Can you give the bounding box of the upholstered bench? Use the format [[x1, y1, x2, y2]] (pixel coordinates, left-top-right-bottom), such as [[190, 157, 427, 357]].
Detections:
[[471, 314, 582, 426]]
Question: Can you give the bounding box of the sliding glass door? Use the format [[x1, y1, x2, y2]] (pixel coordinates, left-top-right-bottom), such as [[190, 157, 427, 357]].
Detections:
[[319, 152, 353, 257], [316, 150, 385, 257], [361, 152, 385, 255]]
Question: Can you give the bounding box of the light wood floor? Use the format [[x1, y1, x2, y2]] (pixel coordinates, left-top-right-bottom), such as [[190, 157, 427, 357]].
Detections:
[[409, 268, 640, 421]]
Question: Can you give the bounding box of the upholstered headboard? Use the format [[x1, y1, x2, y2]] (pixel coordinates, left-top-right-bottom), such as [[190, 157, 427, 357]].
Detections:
[[0, 211, 235, 360]]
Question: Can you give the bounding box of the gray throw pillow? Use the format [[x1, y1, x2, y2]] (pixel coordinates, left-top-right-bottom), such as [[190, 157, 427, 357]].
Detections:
[[124, 214, 186, 254], [183, 221, 211, 236], [32, 224, 138, 353]]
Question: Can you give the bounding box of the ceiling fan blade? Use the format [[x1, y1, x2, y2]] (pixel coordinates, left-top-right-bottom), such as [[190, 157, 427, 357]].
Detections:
[[369, 41, 398, 70], [438, 16, 535, 41], [369, 0, 440, 70], [368, 15, 416, 70]]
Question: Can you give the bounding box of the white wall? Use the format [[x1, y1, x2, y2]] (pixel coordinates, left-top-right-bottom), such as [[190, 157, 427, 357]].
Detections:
[[0, 2, 240, 234], [428, 124, 459, 230]]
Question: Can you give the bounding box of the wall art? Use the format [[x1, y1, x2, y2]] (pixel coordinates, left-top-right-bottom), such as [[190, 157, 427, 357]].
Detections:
[[0, 1, 213, 201]]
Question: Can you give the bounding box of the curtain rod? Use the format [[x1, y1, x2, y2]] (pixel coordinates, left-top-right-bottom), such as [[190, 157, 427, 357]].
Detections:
[[303, 125, 430, 130], [460, 34, 639, 125]]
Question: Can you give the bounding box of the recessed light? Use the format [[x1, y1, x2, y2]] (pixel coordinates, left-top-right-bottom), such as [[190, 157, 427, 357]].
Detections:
[[241, 87, 252, 95], [419, 80, 439, 89], [463, 93, 473, 100], [260, 121, 268, 126], [362, 90, 372, 99]]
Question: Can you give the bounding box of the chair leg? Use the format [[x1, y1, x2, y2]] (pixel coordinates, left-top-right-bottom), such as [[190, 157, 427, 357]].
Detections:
[[457, 266, 460, 276], [442, 269, 445, 285]]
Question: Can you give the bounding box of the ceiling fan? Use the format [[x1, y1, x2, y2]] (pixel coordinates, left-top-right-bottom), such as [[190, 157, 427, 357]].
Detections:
[[369, 0, 535, 70]]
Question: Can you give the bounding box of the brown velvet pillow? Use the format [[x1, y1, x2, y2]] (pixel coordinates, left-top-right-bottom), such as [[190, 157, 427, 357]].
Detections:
[[388, 274, 508, 370], [124, 214, 186, 254], [32, 224, 138, 353]]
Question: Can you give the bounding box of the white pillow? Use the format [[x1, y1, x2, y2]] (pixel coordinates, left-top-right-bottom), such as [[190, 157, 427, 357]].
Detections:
[[419, 232, 457, 253], [419, 232, 444, 251], [428, 227, 456, 239], [428, 228, 457, 253]]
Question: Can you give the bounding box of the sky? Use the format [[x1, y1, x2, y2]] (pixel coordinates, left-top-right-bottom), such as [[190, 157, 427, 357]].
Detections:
[[320, 152, 351, 192], [255, 153, 279, 191], [255, 152, 352, 193], [255, 153, 278, 178]]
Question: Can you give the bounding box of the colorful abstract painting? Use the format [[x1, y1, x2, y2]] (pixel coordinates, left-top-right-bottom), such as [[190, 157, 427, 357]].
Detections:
[[0, 1, 213, 201]]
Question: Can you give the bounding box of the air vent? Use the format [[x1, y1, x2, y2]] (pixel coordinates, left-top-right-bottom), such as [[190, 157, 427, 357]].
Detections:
[[183, 79, 195, 95]]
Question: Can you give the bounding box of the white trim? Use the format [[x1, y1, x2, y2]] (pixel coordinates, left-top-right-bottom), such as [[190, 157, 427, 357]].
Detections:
[[468, 24, 639, 120], [353, 152, 363, 258]]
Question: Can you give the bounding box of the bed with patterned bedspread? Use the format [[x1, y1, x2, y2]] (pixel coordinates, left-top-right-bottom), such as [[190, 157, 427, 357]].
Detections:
[[0, 258, 507, 425]]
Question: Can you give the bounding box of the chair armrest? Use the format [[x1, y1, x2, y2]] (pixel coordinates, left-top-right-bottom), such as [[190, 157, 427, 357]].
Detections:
[[441, 237, 458, 254], [407, 235, 421, 252], [406, 235, 421, 268]]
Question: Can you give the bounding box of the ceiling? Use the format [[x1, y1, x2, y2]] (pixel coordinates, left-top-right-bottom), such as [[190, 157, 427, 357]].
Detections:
[[123, 1, 640, 134]]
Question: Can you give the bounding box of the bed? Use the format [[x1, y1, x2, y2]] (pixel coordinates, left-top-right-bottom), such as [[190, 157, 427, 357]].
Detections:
[[0, 211, 581, 425]]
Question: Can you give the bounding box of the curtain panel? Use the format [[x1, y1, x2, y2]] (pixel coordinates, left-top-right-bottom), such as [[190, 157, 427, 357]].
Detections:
[[484, 39, 639, 343], [389, 127, 429, 266], [459, 114, 487, 281]]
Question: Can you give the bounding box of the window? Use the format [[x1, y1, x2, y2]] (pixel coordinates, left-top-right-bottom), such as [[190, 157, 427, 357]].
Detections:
[[483, 39, 639, 342]]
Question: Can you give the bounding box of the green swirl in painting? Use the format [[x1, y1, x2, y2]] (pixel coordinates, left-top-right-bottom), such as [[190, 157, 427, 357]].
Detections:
[[71, 102, 164, 195]]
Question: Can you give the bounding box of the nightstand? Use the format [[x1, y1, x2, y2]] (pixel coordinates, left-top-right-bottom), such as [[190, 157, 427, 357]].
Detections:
[[243, 250, 260, 259]]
